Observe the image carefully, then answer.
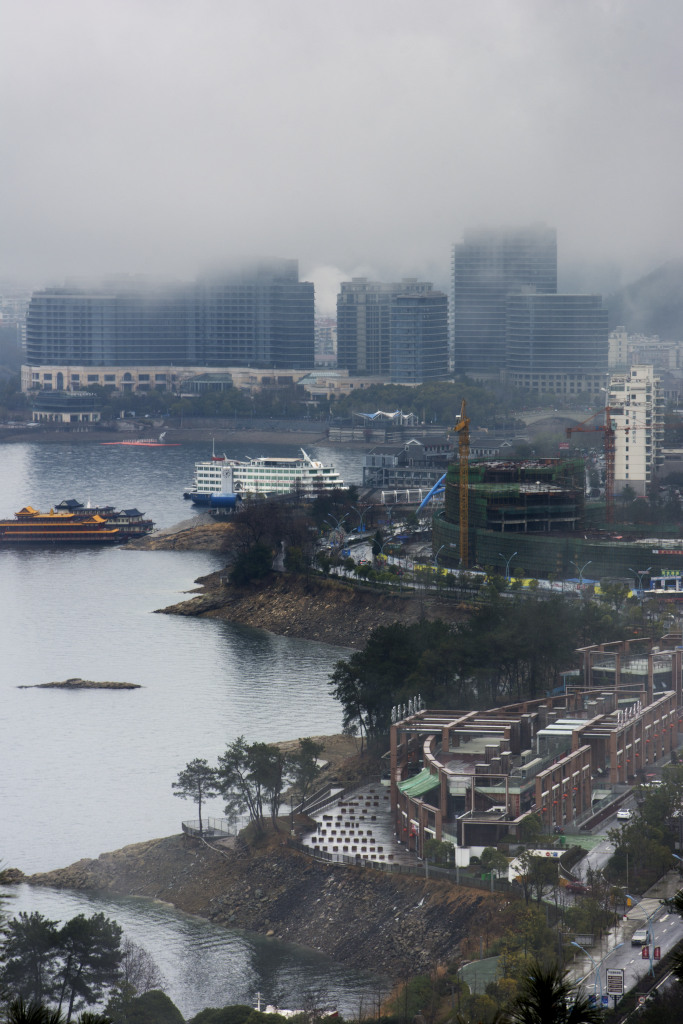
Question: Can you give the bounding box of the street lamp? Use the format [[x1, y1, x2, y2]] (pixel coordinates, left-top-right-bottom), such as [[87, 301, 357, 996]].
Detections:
[[571, 941, 603, 1006], [433, 544, 446, 567], [570, 560, 593, 588], [571, 940, 625, 1006], [351, 505, 369, 535], [628, 566, 652, 598], [325, 514, 348, 548], [498, 551, 518, 581]]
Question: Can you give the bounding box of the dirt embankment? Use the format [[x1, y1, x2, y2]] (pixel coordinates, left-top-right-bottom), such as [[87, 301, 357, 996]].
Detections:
[[157, 571, 468, 649], [20, 833, 499, 977]]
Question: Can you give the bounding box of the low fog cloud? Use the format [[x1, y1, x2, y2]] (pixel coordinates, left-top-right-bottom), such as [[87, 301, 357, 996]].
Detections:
[[2, 0, 683, 312]]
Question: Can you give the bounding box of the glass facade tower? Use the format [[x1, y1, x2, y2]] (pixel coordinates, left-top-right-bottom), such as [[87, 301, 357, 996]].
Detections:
[[25, 261, 314, 370], [451, 225, 557, 374], [505, 293, 608, 393]]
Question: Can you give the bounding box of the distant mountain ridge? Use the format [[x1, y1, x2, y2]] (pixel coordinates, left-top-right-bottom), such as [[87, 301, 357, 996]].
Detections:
[[607, 258, 683, 340]]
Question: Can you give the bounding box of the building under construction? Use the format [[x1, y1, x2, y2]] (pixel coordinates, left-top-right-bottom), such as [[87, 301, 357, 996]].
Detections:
[[432, 456, 683, 579]]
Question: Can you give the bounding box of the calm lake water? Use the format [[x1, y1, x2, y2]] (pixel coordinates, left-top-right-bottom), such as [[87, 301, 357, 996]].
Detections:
[[3, 884, 386, 1019], [1, 440, 383, 1013]]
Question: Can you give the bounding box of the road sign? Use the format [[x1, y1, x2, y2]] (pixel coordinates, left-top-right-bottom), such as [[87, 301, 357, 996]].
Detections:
[[606, 968, 625, 995], [601, 995, 609, 1007], [654, 946, 661, 960], [642, 946, 649, 959]]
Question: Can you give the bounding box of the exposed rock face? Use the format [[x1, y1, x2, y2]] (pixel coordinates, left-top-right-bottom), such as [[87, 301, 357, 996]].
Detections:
[[24, 834, 500, 977], [158, 572, 467, 649], [125, 517, 236, 551]]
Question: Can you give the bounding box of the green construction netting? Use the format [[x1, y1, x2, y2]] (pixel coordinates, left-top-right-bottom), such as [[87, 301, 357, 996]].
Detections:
[[397, 768, 440, 797]]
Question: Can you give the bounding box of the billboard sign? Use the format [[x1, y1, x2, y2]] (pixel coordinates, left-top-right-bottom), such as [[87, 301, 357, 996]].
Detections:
[[606, 968, 624, 995]]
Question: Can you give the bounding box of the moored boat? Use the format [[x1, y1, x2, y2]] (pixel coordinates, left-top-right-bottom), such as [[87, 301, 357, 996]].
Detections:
[[0, 507, 121, 545], [183, 448, 344, 504], [54, 499, 155, 540]]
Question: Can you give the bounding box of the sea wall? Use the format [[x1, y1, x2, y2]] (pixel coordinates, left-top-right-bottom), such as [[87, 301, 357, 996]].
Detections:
[[22, 834, 499, 977]]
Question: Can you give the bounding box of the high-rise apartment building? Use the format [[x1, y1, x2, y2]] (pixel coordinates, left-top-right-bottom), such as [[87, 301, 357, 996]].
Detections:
[[608, 364, 665, 496], [390, 291, 449, 384], [608, 326, 629, 369], [195, 261, 314, 368], [337, 278, 402, 376], [505, 293, 608, 395], [451, 224, 557, 375], [337, 277, 448, 383], [25, 260, 314, 373]]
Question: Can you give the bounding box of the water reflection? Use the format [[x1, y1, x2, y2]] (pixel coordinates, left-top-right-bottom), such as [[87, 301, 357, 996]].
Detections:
[[3, 885, 385, 1019]]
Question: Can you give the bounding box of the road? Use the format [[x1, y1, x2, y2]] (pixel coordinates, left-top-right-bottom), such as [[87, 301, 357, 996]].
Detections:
[[569, 872, 683, 1006], [590, 899, 683, 1005]]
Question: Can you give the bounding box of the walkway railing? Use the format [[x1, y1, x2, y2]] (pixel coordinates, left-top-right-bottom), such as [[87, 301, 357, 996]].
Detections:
[[182, 818, 234, 838]]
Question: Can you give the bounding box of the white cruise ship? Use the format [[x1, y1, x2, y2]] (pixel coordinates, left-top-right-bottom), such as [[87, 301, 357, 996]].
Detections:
[[184, 449, 344, 505]]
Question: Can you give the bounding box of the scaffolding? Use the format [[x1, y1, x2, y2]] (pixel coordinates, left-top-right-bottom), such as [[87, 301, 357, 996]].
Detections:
[[444, 459, 585, 535]]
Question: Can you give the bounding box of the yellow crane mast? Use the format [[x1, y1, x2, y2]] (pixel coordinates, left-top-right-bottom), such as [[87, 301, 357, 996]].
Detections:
[[454, 399, 470, 567]]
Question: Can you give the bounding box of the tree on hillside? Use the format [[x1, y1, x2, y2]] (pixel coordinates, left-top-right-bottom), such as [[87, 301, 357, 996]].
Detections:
[[606, 811, 674, 890], [117, 991, 183, 1024], [229, 543, 274, 585], [517, 813, 543, 845], [215, 736, 266, 833], [328, 620, 462, 748], [481, 847, 509, 879], [288, 737, 325, 809], [115, 939, 163, 998], [514, 850, 558, 906], [172, 758, 219, 835], [105, 936, 166, 1024], [247, 742, 288, 830], [187, 1008, 256, 1024], [0, 912, 61, 1004], [55, 914, 123, 1022], [507, 962, 601, 1024]]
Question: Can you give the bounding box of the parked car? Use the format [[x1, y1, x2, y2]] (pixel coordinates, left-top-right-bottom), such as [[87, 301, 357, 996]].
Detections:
[[566, 880, 588, 894], [631, 928, 648, 946], [617, 808, 633, 821]]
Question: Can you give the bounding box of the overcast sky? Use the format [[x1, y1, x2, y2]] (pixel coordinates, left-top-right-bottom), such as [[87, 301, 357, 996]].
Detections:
[[2, 0, 682, 312]]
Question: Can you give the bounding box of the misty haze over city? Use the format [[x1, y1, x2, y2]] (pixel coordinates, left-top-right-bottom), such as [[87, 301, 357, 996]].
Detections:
[[2, 0, 683, 312]]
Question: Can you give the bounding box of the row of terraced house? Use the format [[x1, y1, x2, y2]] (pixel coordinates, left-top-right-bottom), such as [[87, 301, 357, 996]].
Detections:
[[390, 635, 683, 861]]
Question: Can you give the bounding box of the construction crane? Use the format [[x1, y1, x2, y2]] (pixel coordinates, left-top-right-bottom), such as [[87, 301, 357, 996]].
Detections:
[[454, 398, 470, 566], [566, 407, 615, 522]]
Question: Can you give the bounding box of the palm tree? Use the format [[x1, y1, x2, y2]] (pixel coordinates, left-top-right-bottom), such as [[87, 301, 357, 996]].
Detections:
[[5, 1001, 111, 1024], [507, 962, 602, 1024], [6, 1000, 61, 1024]]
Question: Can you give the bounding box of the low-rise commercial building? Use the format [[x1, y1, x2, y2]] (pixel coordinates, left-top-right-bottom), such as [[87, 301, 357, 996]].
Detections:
[[31, 390, 101, 424]]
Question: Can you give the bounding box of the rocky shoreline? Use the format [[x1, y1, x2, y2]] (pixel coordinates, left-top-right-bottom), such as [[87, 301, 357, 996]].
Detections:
[[17, 832, 497, 977], [157, 571, 468, 649], [125, 515, 237, 551]]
